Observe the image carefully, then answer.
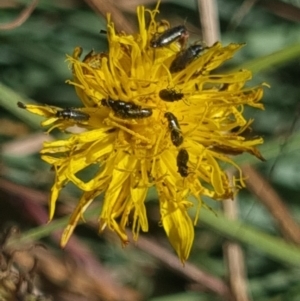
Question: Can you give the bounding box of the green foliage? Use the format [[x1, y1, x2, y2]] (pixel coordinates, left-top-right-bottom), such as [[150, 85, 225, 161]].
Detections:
[[1, 0, 300, 300]]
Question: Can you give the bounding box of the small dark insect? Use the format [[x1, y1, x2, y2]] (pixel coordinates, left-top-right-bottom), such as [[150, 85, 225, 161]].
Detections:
[[101, 99, 153, 119], [124, 108, 153, 119], [169, 44, 204, 73], [177, 148, 189, 177], [170, 130, 183, 147], [164, 112, 183, 146], [150, 25, 188, 48], [17, 101, 27, 109], [101, 99, 134, 111], [17, 102, 90, 122], [159, 88, 184, 102], [56, 108, 90, 121], [83, 50, 107, 69], [164, 112, 181, 132]]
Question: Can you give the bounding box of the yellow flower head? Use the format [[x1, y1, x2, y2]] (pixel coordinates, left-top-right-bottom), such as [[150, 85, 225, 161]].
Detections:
[[19, 2, 264, 262]]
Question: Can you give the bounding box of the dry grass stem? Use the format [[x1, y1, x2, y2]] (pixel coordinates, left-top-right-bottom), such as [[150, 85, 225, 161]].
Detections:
[[1, 133, 53, 156], [242, 164, 300, 244], [134, 234, 234, 300], [197, 2, 249, 300], [197, 0, 220, 46], [114, 0, 156, 12], [227, 0, 258, 31], [258, 0, 300, 22], [223, 195, 251, 301], [83, 0, 135, 33], [0, 0, 39, 30]]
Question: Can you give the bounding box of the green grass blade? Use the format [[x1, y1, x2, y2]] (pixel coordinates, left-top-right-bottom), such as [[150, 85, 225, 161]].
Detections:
[[199, 208, 300, 267], [0, 82, 42, 129], [231, 43, 300, 74]]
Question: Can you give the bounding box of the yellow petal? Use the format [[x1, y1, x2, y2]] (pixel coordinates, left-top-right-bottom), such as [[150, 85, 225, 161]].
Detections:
[[160, 197, 194, 263]]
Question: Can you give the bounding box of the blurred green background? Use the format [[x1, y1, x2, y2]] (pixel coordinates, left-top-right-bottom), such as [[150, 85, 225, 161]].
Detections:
[[0, 0, 300, 300]]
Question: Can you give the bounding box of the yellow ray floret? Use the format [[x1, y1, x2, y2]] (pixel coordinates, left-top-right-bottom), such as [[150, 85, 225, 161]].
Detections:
[[19, 1, 265, 263]]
